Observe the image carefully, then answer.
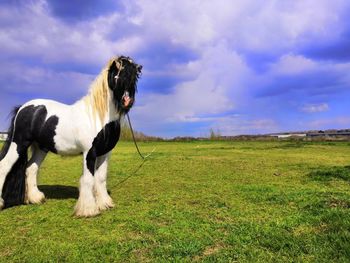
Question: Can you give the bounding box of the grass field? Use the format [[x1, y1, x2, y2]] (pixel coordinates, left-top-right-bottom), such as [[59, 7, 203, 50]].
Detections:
[[0, 140, 350, 262]]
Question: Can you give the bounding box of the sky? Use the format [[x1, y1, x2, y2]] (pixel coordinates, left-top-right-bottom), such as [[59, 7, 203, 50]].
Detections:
[[0, 0, 350, 138]]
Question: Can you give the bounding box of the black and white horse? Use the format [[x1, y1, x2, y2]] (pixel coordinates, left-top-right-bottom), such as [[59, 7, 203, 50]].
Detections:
[[0, 56, 142, 217]]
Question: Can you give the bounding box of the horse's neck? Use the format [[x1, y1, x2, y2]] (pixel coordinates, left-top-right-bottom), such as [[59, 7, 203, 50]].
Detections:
[[73, 93, 120, 130], [107, 97, 121, 123]]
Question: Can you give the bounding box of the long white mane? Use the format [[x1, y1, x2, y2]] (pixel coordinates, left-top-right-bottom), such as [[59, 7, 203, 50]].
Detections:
[[83, 57, 118, 124]]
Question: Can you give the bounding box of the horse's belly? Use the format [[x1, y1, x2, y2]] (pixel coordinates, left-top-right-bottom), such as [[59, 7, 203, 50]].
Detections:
[[53, 128, 83, 156], [55, 141, 82, 156]]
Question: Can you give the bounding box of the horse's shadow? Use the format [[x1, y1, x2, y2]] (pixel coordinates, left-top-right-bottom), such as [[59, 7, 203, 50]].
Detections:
[[39, 185, 79, 199]]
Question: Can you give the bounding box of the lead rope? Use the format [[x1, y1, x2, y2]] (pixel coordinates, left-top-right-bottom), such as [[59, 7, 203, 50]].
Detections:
[[126, 113, 156, 160], [110, 114, 156, 189]]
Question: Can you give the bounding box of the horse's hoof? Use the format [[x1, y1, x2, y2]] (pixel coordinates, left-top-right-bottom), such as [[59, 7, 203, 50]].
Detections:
[[74, 200, 100, 217], [96, 196, 115, 211], [74, 208, 101, 218], [27, 190, 46, 204]]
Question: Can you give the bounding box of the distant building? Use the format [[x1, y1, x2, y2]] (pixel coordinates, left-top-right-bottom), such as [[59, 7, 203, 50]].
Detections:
[[268, 129, 350, 139], [270, 133, 307, 139], [307, 131, 350, 137], [0, 132, 8, 141]]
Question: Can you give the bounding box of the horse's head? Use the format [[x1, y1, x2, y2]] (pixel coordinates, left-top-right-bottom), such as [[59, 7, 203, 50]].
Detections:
[[107, 56, 142, 113]]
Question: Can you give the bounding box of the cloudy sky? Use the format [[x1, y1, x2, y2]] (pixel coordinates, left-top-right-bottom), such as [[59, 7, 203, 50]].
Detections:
[[0, 0, 350, 138]]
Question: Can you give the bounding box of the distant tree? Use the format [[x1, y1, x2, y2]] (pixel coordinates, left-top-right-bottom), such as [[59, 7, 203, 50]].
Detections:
[[120, 117, 163, 142], [209, 128, 221, 140]]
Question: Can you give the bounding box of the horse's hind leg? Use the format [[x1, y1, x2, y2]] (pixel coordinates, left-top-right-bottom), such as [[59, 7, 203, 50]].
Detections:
[[0, 142, 20, 209], [25, 144, 47, 204]]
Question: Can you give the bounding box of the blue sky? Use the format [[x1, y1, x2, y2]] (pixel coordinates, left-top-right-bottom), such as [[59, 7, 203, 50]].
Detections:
[[0, 0, 350, 138]]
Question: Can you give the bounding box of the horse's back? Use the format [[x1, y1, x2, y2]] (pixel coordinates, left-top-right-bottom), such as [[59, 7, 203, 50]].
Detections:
[[15, 99, 84, 155], [22, 99, 70, 112]]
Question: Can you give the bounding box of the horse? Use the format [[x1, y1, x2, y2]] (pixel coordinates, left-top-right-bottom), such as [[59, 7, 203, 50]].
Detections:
[[0, 56, 142, 217]]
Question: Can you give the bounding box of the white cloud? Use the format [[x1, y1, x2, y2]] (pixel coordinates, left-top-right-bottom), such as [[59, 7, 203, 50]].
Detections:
[[301, 103, 329, 113], [0, 62, 93, 99], [129, 0, 345, 52], [131, 43, 251, 134], [269, 54, 317, 75], [309, 117, 350, 129], [0, 1, 143, 65]]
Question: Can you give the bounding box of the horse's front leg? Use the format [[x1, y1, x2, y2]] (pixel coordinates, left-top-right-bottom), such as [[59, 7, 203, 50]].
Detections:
[[74, 151, 100, 217], [94, 154, 114, 211]]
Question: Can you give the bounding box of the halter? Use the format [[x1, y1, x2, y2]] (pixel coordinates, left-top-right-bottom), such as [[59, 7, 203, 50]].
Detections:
[[114, 60, 124, 82]]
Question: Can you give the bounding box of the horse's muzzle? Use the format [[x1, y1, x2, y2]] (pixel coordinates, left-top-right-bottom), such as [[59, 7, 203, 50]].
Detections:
[[122, 92, 134, 109]]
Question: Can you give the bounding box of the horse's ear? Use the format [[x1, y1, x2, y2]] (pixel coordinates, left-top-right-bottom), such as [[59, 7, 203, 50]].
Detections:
[[109, 61, 117, 72], [108, 61, 118, 90]]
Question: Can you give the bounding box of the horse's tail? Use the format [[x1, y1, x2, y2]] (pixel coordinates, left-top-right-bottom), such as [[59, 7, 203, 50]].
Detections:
[[0, 106, 20, 161], [1, 106, 27, 208]]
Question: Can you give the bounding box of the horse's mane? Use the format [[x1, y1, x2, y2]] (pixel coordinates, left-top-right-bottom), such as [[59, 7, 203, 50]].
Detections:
[[83, 57, 117, 125]]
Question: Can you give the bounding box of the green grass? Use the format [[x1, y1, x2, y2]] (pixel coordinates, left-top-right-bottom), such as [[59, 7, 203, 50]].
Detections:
[[1, 140, 350, 262]]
